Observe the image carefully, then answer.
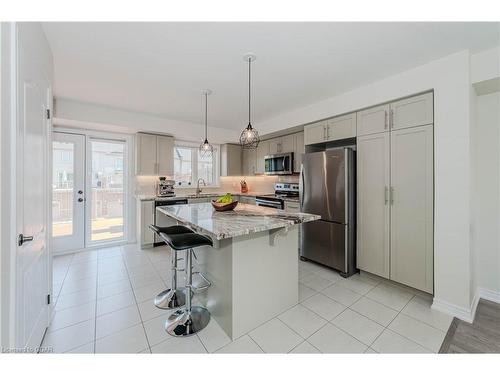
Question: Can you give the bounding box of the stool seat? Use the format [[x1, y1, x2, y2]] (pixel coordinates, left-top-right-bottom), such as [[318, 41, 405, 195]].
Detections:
[[149, 224, 193, 236], [165, 233, 213, 251]]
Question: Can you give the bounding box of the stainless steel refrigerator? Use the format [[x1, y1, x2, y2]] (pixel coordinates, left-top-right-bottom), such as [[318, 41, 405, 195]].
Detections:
[[299, 147, 356, 277]]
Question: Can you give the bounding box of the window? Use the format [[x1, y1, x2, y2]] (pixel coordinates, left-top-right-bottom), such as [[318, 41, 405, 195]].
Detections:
[[173, 142, 219, 187]]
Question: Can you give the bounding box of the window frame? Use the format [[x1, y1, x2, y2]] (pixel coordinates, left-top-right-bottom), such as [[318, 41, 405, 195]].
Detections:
[[173, 141, 220, 188]]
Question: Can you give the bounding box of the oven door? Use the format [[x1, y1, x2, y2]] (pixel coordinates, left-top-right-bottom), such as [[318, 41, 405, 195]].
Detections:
[[255, 198, 284, 210], [265, 153, 293, 175]]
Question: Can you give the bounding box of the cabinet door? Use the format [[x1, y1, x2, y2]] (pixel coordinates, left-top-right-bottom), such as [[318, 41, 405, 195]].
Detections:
[[141, 200, 155, 245], [390, 92, 433, 130], [294, 132, 304, 173], [255, 140, 269, 174], [157, 135, 174, 176], [356, 104, 390, 136], [326, 113, 356, 141], [280, 134, 295, 153], [136, 133, 157, 175], [284, 201, 300, 213], [390, 125, 433, 293], [356, 132, 390, 278], [242, 148, 256, 175], [304, 121, 326, 145], [221, 144, 242, 176], [268, 138, 280, 154]]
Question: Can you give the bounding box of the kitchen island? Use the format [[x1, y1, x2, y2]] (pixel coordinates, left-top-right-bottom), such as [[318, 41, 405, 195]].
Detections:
[[156, 202, 320, 339]]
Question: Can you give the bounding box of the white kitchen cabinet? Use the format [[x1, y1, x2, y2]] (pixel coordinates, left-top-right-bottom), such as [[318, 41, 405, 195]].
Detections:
[[242, 148, 256, 175], [221, 144, 242, 176], [255, 140, 269, 174], [136, 133, 157, 175], [356, 132, 391, 279], [294, 131, 305, 173], [326, 113, 356, 141], [304, 121, 327, 145], [138, 200, 155, 247], [390, 92, 433, 130], [356, 104, 390, 136], [390, 125, 434, 293], [136, 132, 174, 176], [157, 135, 174, 176]]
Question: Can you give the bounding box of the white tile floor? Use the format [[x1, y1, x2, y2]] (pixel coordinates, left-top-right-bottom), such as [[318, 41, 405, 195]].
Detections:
[[45, 244, 453, 354]]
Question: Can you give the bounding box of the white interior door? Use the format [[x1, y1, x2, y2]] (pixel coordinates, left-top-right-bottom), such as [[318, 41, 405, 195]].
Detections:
[[16, 23, 51, 349], [52, 132, 85, 253]]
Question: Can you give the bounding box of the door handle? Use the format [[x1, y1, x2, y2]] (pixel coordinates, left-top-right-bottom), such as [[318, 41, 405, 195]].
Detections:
[[18, 234, 34, 246]]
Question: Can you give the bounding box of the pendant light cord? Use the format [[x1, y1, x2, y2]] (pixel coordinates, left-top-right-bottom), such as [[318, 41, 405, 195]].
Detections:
[[205, 92, 208, 139], [248, 57, 251, 125]]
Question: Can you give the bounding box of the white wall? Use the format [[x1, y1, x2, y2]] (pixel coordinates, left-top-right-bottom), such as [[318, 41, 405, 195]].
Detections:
[[471, 91, 500, 298], [257, 50, 475, 317], [54, 98, 241, 144]]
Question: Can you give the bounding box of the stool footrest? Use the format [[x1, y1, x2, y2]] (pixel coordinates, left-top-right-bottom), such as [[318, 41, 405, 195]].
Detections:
[[191, 272, 211, 293]]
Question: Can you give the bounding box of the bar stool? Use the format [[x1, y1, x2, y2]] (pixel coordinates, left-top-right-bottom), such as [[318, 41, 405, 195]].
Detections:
[[149, 224, 193, 309], [160, 232, 213, 337]]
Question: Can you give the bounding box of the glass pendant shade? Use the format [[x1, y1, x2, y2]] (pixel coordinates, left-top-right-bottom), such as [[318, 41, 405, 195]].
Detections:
[[239, 53, 260, 149], [199, 138, 214, 158], [199, 89, 213, 159]]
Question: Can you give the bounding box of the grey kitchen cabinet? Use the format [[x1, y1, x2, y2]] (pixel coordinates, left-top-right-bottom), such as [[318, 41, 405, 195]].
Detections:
[[242, 148, 257, 175], [390, 92, 433, 131], [136, 132, 174, 176], [284, 200, 300, 213], [221, 144, 242, 176], [356, 132, 391, 279], [239, 196, 256, 205], [389, 124, 434, 293], [294, 131, 305, 173], [356, 104, 390, 136], [269, 134, 295, 154], [255, 140, 269, 174], [304, 121, 328, 145], [138, 200, 155, 248]]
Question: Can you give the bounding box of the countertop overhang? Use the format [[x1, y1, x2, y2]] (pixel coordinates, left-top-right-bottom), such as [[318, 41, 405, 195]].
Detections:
[[156, 202, 320, 240]]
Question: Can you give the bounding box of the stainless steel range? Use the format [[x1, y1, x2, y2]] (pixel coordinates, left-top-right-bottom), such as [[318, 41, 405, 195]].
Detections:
[[255, 183, 299, 210]]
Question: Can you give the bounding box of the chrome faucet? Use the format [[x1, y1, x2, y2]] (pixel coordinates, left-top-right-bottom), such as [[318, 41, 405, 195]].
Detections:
[[196, 178, 206, 196]]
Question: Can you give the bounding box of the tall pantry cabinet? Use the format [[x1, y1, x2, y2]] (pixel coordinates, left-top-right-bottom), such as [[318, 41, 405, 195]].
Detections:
[[356, 92, 434, 293]]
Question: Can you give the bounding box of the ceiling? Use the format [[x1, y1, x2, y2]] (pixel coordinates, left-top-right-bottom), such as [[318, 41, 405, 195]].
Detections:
[[42, 22, 499, 131]]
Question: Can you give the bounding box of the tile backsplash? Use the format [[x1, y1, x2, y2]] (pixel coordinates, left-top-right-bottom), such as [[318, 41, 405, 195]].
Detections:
[[135, 174, 299, 197]]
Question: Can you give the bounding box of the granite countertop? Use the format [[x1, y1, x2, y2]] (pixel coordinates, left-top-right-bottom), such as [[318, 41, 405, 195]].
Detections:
[[156, 202, 320, 240], [136, 192, 272, 201]]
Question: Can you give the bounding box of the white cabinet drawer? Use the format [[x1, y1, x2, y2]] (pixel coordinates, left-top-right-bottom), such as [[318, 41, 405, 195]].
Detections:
[[327, 113, 356, 141], [390, 92, 433, 130], [304, 121, 327, 145], [356, 104, 390, 136]]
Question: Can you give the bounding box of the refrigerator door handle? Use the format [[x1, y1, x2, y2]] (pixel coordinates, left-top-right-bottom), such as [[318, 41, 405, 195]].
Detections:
[[299, 163, 305, 208]]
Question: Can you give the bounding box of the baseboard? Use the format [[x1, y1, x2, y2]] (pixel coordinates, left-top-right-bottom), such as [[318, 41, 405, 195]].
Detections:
[[432, 296, 478, 324], [478, 287, 500, 304]]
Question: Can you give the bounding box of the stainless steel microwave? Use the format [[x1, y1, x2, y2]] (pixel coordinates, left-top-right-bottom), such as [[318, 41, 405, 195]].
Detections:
[[264, 152, 294, 175]]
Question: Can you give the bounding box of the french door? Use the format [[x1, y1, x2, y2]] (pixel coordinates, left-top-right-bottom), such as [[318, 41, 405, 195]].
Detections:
[[52, 132, 86, 252], [52, 133, 126, 253]]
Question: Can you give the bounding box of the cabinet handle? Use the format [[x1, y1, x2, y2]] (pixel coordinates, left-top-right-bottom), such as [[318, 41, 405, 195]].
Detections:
[[326, 126, 330, 139], [384, 186, 389, 205], [323, 126, 326, 140], [389, 109, 394, 128], [390, 187, 394, 205], [384, 111, 388, 129]]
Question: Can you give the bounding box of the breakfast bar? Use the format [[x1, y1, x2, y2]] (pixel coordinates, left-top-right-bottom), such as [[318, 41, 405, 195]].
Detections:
[[156, 202, 320, 339]]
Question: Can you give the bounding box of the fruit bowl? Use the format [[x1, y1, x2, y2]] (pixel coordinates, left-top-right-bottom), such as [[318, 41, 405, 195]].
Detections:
[[211, 200, 238, 212]]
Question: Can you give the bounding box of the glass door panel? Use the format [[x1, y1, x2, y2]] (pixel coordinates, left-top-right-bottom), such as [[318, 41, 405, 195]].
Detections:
[[52, 132, 85, 252], [89, 139, 125, 243]]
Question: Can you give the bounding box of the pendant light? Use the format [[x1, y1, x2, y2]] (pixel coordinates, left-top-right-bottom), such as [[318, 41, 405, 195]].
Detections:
[[199, 89, 214, 159], [239, 53, 260, 149]]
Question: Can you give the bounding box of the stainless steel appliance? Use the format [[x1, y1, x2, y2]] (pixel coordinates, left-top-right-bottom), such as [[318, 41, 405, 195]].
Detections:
[[154, 198, 188, 246], [299, 148, 356, 277], [264, 152, 294, 175], [156, 177, 175, 197], [256, 183, 299, 209]]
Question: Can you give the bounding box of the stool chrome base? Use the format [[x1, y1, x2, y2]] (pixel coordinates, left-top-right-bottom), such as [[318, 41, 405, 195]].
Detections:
[[154, 288, 186, 309], [165, 306, 210, 337]]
